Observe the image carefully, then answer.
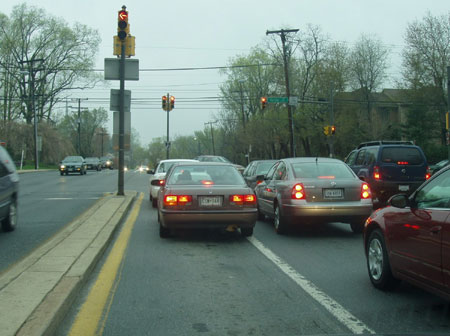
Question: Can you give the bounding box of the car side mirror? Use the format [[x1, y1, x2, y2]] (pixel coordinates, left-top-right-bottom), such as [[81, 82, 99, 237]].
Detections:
[[256, 174, 265, 181], [148, 169, 155, 175], [389, 194, 409, 208]]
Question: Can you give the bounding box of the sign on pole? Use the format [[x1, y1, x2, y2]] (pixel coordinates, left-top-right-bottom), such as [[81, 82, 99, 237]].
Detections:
[[110, 89, 131, 112], [104, 58, 139, 81], [267, 97, 289, 103]]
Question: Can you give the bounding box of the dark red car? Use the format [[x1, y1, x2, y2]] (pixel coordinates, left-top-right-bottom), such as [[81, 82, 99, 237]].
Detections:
[[364, 165, 450, 300]]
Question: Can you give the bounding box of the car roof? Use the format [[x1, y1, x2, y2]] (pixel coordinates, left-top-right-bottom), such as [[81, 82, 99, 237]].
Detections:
[[158, 159, 198, 164], [281, 157, 344, 164], [171, 162, 233, 166]]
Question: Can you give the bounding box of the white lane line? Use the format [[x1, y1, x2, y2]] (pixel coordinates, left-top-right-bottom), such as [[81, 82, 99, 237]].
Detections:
[[247, 236, 376, 335]]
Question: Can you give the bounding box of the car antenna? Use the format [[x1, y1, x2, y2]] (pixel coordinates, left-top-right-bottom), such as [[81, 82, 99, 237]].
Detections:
[[316, 157, 318, 165]]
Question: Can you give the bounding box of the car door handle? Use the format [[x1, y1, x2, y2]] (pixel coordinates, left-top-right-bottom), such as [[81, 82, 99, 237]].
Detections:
[[430, 226, 442, 234]]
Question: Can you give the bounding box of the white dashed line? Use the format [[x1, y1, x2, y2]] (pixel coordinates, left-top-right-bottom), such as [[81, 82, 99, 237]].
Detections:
[[247, 236, 375, 335]]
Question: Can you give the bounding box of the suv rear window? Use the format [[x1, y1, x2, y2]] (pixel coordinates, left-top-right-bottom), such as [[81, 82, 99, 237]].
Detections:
[[380, 147, 424, 165]]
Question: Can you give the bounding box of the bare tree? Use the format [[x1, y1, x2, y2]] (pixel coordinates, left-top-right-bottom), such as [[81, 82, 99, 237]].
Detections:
[[349, 34, 389, 134]]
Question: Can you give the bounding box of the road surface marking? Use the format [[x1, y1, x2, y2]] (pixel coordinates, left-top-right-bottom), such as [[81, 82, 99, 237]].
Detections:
[[68, 192, 144, 336], [247, 236, 376, 335]]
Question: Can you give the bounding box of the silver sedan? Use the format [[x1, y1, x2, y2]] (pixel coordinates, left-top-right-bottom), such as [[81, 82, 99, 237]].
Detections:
[[255, 157, 373, 234]]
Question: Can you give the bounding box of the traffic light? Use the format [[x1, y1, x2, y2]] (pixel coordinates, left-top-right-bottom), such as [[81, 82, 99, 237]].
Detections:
[[170, 96, 175, 110], [323, 126, 329, 135], [331, 125, 336, 135], [261, 97, 267, 109], [162, 96, 168, 111], [117, 7, 129, 41]]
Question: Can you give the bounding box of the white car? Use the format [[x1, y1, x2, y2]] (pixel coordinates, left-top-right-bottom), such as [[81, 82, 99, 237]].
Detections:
[[149, 159, 198, 208]]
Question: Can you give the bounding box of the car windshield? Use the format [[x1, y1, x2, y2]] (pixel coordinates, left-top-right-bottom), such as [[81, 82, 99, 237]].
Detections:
[[63, 156, 82, 163], [381, 147, 424, 165], [255, 162, 276, 175], [85, 158, 98, 163], [292, 162, 355, 179], [167, 165, 245, 185]]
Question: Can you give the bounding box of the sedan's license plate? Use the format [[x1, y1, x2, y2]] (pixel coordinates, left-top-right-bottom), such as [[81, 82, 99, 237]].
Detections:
[[199, 196, 222, 207], [324, 189, 343, 199], [399, 185, 409, 191]]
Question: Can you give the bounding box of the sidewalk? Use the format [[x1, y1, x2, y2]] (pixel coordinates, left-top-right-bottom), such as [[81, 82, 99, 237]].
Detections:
[[0, 191, 137, 336]]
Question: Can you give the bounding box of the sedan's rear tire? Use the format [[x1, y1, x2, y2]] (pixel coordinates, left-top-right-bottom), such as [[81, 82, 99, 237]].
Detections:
[[367, 229, 399, 290], [60, 172, 64, 176], [1, 199, 17, 232], [152, 198, 157, 208], [159, 222, 170, 238], [257, 206, 265, 221], [350, 221, 364, 233], [241, 227, 253, 237], [274, 204, 288, 234]]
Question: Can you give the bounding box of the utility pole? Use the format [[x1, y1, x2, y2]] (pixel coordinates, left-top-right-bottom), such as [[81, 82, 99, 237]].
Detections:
[[71, 98, 88, 156], [329, 82, 335, 158], [238, 79, 246, 129], [20, 58, 44, 170], [266, 28, 299, 157], [204, 121, 217, 155]]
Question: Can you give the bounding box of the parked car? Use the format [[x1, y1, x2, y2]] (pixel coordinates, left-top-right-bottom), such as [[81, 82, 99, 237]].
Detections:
[[0, 146, 19, 232], [100, 156, 114, 170], [242, 159, 277, 189], [194, 155, 245, 174], [429, 159, 449, 175], [154, 162, 257, 238], [85, 157, 102, 171], [345, 141, 430, 207], [364, 165, 450, 300], [255, 157, 373, 234], [149, 159, 198, 208], [59, 156, 87, 175]]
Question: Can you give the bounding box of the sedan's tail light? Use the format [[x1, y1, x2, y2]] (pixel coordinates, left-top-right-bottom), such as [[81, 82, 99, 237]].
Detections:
[[164, 195, 192, 206], [373, 166, 381, 181], [361, 182, 372, 199], [425, 166, 431, 180], [229, 194, 256, 205], [292, 183, 306, 200]]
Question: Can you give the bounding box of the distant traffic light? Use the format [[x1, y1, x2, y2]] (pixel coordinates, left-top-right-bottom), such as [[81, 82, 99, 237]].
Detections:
[[261, 97, 267, 109], [323, 126, 329, 136], [117, 8, 129, 40], [170, 96, 175, 110], [162, 96, 168, 111], [331, 125, 336, 135]]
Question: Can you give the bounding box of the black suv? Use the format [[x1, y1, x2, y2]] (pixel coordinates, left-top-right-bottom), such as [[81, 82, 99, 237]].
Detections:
[[345, 141, 430, 206], [0, 146, 19, 232]]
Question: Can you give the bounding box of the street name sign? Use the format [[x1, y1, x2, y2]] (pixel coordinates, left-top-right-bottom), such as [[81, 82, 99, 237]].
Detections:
[[267, 97, 289, 103]]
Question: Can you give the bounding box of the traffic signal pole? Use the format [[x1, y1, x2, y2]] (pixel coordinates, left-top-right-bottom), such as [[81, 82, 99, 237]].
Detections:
[[166, 93, 170, 159], [118, 39, 125, 196]]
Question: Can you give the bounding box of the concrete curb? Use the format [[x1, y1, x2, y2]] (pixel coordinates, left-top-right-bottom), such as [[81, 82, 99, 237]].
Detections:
[[0, 191, 137, 336]]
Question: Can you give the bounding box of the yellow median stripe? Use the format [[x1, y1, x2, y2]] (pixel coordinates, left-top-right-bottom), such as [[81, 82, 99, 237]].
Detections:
[[69, 192, 144, 336]]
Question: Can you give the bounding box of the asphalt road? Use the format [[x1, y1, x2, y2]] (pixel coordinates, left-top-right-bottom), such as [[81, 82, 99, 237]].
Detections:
[[0, 169, 147, 273], [58, 171, 450, 336]]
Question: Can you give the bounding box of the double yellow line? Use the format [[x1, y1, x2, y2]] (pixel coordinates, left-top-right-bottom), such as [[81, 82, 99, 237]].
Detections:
[[69, 192, 144, 336]]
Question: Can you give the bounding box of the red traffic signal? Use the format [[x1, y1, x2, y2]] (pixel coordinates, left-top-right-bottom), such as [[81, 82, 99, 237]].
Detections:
[[117, 8, 129, 40], [261, 97, 267, 109], [162, 96, 168, 110], [331, 125, 336, 135], [170, 96, 175, 110]]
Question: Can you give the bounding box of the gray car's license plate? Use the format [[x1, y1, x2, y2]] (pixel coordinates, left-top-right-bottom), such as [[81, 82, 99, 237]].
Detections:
[[324, 189, 343, 199], [199, 196, 222, 207]]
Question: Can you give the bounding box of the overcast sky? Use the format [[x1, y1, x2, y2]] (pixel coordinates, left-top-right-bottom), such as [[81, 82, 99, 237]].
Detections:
[[3, 1, 449, 145]]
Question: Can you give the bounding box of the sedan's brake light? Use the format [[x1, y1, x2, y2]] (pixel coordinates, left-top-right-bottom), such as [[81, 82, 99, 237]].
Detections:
[[361, 182, 372, 199], [397, 161, 409, 165], [425, 166, 431, 180], [292, 183, 305, 200], [159, 179, 165, 185], [229, 194, 256, 205], [373, 166, 381, 181], [164, 195, 192, 206]]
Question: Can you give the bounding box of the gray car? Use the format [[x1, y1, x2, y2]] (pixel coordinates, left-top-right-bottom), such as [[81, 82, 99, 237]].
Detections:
[[0, 146, 19, 232], [255, 157, 373, 234]]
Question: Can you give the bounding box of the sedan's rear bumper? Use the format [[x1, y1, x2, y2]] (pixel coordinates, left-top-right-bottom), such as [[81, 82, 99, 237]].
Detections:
[[281, 201, 373, 223], [160, 209, 257, 229]]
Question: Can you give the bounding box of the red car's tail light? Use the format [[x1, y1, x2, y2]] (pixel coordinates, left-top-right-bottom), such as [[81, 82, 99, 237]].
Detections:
[[397, 161, 409, 165], [164, 195, 192, 206], [256, 180, 263, 185], [361, 182, 372, 199], [373, 166, 381, 181], [159, 179, 165, 186], [229, 194, 256, 205], [292, 183, 305, 200]]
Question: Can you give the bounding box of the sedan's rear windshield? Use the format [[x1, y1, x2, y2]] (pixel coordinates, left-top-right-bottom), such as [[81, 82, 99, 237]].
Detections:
[[63, 156, 82, 163], [167, 165, 245, 185], [292, 162, 355, 179], [255, 162, 276, 175], [381, 147, 424, 165]]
